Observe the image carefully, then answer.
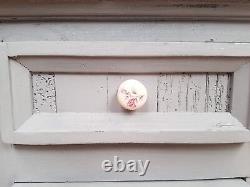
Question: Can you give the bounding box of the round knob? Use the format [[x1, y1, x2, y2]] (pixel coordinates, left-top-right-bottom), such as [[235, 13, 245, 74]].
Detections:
[[117, 79, 147, 111]]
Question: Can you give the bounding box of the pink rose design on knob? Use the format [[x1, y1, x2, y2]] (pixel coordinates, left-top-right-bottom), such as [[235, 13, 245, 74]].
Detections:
[[117, 79, 147, 111]]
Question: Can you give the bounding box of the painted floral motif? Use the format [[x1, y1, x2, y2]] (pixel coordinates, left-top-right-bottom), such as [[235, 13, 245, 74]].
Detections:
[[120, 88, 145, 110]]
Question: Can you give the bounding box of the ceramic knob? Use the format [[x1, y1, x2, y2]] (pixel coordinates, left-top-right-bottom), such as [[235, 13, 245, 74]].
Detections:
[[117, 79, 147, 111]]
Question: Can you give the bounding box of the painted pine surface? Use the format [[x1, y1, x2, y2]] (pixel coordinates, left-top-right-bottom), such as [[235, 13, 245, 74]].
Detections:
[[32, 73, 231, 113]]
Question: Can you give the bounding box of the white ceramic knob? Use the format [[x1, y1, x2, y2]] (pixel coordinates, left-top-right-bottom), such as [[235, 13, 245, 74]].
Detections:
[[117, 79, 147, 111]]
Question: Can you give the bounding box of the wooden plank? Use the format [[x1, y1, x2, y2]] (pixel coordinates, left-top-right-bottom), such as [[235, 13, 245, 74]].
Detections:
[[2, 0, 250, 21], [32, 73, 57, 113], [186, 74, 207, 112], [0, 137, 14, 187], [0, 43, 14, 143], [11, 179, 250, 187], [158, 74, 189, 112], [35, 73, 231, 113], [12, 112, 250, 145], [11, 143, 250, 181], [2, 22, 250, 43], [158, 73, 231, 112], [17, 56, 245, 73], [206, 74, 231, 112], [7, 41, 250, 58], [10, 60, 33, 129], [107, 74, 158, 112], [55, 74, 108, 112]]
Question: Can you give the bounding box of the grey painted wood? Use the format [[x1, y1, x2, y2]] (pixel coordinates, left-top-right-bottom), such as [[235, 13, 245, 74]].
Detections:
[[0, 45, 15, 185], [158, 74, 190, 112], [2, 22, 250, 43], [55, 74, 108, 112], [34, 73, 231, 113], [0, 131, 14, 187], [0, 43, 14, 143], [1, 40, 250, 184], [206, 74, 231, 112], [158, 73, 231, 112], [11, 179, 250, 187], [18, 56, 245, 73], [10, 60, 33, 129], [232, 63, 250, 128], [7, 42, 250, 58], [247, 178, 250, 185], [32, 73, 57, 113], [13, 113, 250, 144], [187, 74, 207, 112], [107, 74, 158, 112], [12, 143, 250, 182], [1, 1, 250, 21]]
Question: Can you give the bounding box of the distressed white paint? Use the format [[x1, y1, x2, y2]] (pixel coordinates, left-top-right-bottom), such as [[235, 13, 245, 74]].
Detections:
[[158, 73, 231, 112], [34, 73, 231, 113], [206, 74, 231, 112], [55, 74, 107, 112], [32, 73, 57, 113], [186, 74, 207, 112], [157, 74, 189, 112], [11, 179, 250, 187], [12, 112, 250, 145], [107, 75, 157, 112]]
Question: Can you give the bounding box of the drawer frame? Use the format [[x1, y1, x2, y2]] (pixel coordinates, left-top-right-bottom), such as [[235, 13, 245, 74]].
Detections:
[[1, 41, 250, 145]]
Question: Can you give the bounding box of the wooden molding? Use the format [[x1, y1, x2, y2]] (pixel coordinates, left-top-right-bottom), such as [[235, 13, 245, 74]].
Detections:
[[11, 179, 250, 187], [2, 0, 250, 21]]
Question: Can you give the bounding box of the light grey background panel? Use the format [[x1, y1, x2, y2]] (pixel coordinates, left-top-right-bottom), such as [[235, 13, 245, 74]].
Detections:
[[2, 22, 250, 42], [55, 74, 108, 112], [158, 73, 231, 112], [107, 74, 158, 112], [32, 74, 57, 113]]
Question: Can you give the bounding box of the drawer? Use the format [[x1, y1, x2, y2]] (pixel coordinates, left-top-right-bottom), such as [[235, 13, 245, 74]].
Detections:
[[1, 41, 250, 145]]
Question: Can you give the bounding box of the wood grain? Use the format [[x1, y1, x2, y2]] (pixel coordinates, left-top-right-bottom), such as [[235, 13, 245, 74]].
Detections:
[[158, 73, 231, 112], [206, 73, 231, 112], [32, 73, 231, 113]]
